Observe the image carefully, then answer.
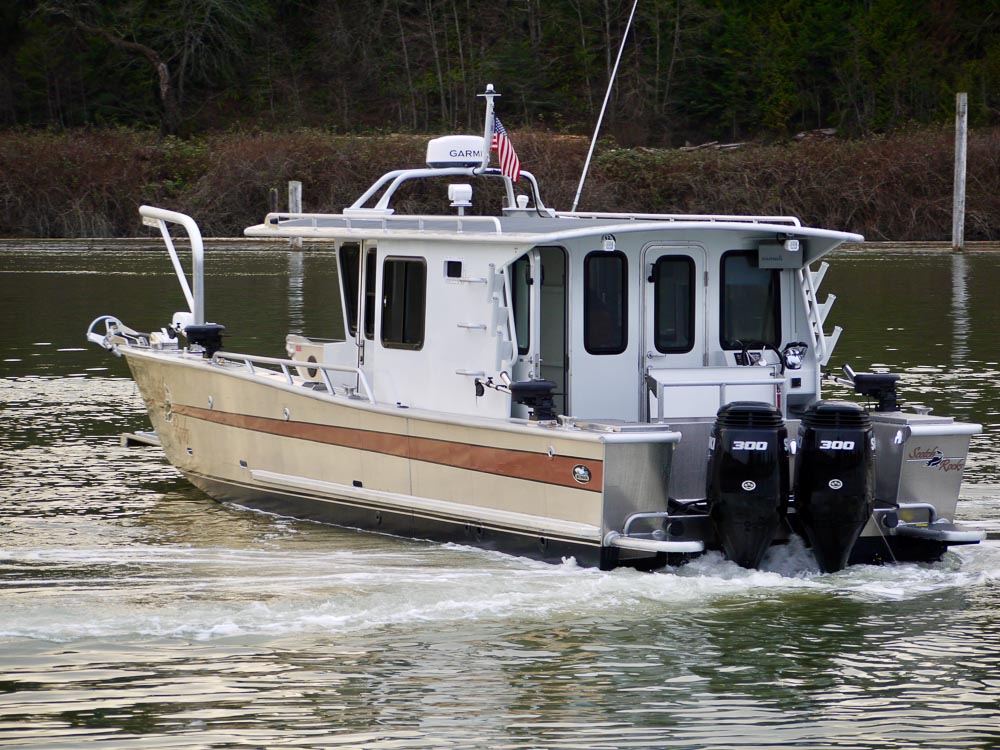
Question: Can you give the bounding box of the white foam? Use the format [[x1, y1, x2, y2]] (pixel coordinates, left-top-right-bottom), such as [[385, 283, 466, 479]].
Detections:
[[2, 539, 997, 643]]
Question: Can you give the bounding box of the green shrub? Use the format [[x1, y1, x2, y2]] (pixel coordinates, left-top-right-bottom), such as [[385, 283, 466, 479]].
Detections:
[[0, 127, 996, 241]]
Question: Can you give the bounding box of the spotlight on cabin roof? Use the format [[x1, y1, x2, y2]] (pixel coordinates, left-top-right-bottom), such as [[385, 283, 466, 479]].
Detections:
[[426, 135, 484, 169], [448, 183, 473, 209]]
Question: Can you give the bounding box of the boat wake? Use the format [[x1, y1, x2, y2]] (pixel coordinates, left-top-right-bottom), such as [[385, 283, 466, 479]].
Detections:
[[2, 530, 997, 643]]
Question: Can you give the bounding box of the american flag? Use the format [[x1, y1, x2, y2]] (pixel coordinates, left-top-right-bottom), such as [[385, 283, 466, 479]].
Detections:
[[491, 117, 521, 182]]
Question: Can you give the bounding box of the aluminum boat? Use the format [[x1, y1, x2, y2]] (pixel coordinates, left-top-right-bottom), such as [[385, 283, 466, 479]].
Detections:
[[87, 86, 985, 572]]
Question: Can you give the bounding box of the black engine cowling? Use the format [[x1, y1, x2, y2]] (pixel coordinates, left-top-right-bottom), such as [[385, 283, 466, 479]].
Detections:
[[707, 401, 789, 569], [793, 400, 874, 573]]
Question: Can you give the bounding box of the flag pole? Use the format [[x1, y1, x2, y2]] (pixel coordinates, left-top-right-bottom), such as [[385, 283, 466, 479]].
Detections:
[[571, 0, 639, 212], [478, 84, 499, 171]]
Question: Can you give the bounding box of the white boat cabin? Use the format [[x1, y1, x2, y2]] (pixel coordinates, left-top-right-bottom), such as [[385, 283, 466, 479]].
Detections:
[[248, 137, 850, 428]]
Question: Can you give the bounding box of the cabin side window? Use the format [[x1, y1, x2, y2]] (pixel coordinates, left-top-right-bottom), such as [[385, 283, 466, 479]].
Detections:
[[381, 257, 426, 349], [339, 243, 375, 340], [720, 250, 781, 349], [339, 244, 359, 336], [583, 250, 628, 355], [653, 256, 695, 353]]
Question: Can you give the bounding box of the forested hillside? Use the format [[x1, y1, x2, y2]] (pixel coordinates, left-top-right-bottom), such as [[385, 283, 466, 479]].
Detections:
[[3, 0, 998, 142], [2, 1, 998, 241]]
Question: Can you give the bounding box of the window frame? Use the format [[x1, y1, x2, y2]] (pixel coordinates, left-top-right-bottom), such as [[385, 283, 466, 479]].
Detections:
[[652, 255, 696, 354], [583, 250, 629, 356], [719, 249, 782, 350], [510, 254, 532, 356], [338, 243, 360, 338], [380, 255, 427, 350], [338, 243, 376, 340]]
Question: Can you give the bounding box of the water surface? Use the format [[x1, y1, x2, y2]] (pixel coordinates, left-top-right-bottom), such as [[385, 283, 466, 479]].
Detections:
[[2, 245, 999, 749]]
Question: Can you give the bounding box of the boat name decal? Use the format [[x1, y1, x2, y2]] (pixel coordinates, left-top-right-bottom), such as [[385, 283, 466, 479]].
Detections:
[[906, 446, 966, 472]]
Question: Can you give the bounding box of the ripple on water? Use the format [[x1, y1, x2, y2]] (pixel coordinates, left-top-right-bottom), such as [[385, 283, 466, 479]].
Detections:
[[2, 249, 1000, 748]]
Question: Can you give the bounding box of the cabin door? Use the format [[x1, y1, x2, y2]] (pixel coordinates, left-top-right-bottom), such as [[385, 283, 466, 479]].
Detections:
[[641, 245, 707, 418], [510, 247, 568, 416], [538, 247, 568, 415], [336, 241, 377, 395]]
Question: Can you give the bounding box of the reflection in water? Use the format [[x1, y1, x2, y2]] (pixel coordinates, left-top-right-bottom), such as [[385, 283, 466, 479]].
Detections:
[[825, 251, 1000, 486], [952, 253, 970, 362], [1, 246, 1000, 748], [288, 248, 305, 335]]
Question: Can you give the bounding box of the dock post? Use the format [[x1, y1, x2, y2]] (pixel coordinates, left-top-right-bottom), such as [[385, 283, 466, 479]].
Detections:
[[952, 93, 967, 252], [288, 180, 303, 250]]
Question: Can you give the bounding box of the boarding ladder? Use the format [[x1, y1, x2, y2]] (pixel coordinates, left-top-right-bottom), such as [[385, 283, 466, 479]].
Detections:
[[797, 261, 841, 366]]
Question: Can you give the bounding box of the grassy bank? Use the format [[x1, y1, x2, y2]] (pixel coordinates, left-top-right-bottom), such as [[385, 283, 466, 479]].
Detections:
[[1, 127, 997, 241]]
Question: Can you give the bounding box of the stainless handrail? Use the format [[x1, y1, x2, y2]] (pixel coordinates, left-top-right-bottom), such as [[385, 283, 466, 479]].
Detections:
[[873, 502, 938, 525], [556, 210, 802, 226], [263, 209, 503, 235], [139, 206, 205, 325], [212, 351, 375, 404], [604, 531, 705, 554], [621, 510, 708, 537]]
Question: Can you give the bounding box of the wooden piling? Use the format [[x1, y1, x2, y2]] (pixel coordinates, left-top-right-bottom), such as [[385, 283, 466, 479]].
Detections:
[[288, 180, 303, 250], [952, 93, 968, 252]]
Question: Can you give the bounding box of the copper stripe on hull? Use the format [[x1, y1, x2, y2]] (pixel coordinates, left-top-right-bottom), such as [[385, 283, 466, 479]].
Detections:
[[173, 405, 604, 491]]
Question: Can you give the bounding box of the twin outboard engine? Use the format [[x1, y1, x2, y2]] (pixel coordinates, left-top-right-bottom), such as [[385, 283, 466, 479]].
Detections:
[[707, 402, 789, 569], [794, 401, 875, 573]]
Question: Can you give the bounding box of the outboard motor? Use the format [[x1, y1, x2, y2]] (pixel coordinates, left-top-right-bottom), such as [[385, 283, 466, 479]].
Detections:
[[184, 323, 226, 358], [508, 379, 558, 421], [707, 402, 789, 569], [794, 400, 874, 573]]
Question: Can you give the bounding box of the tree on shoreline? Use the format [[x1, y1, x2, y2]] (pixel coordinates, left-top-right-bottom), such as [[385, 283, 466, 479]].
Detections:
[[37, 0, 268, 134], [4, 1, 998, 142]]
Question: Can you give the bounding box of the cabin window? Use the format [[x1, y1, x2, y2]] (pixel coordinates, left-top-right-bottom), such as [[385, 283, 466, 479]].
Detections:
[[445, 260, 462, 278], [339, 243, 375, 340], [511, 254, 531, 355], [720, 250, 781, 349], [364, 249, 377, 339], [653, 256, 695, 353], [584, 251, 628, 355], [381, 257, 426, 349], [339, 244, 360, 337]]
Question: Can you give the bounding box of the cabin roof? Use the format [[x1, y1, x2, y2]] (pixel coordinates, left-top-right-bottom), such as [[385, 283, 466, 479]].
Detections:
[[245, 212, 862, 265]]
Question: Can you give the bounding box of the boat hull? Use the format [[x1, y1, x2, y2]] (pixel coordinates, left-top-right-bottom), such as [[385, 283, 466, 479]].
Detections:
[[123, 347, 685, 570], [121, 346, 980, 572], [183, 470, 613, 567]]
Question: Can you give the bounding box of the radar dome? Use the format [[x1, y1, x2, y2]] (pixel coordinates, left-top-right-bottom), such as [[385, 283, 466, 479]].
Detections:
[[426, 136, 484, 168]]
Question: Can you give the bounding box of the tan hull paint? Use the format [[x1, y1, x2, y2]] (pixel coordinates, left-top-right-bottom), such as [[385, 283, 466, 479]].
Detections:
[[126, 349, 607, 538]]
